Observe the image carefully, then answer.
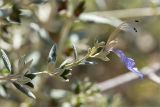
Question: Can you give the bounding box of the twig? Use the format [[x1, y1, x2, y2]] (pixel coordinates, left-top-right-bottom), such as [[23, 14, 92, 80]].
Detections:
[[97, 63, 160, 91]]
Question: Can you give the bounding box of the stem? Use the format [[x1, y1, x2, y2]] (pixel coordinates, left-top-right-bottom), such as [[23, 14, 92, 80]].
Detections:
[[55, 19, 74, 66]]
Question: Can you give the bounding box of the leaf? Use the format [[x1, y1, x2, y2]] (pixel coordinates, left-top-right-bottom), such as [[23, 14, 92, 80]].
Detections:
[[24, 82, 34, 88], [56, 0, 68, 12], [48, 44, 57, 64], [12, 82, 36, 99], [7, 4, 21, 24], [1, 49, 12, 73], [95, 51, 110, 61], [16, 76, 31, 84], [24, 74, 36, 80], [31, 0, 48, 4], [0, 84, 8, 97], [59, 58, 73, 69], [74, 0, 85, 17], [72, 43, 78, 61], [19, 58, 33, 75], [60, 69, 72, 82], [79, 13, 123, 28], [79, 61, 97, 65]]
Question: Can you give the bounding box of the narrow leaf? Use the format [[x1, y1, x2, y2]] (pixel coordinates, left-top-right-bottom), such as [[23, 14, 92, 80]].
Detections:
[[24, 74, 36, 80], [60, 69, 72, 82], [72, 43, 78, 60], [48, 44, 57, 64], [12, 82, 36, 99], [19, 59, 33, 75], [25, 82, 34, 88], [79, 61, 97, 65], [1, 49, 12, 73]]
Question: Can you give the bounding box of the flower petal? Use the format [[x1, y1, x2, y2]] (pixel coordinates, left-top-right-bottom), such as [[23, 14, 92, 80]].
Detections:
[[112, 49, 144, 78]]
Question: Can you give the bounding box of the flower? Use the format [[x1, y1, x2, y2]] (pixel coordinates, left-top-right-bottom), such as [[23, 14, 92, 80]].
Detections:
[[111, 49, 144, 78]]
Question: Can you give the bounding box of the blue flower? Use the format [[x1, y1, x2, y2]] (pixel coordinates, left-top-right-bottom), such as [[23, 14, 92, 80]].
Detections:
[[111, 49, 144, 78]]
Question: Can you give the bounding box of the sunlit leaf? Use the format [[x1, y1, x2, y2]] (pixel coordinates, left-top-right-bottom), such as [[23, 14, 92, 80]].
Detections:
[[48, 44, 57, 64], [1, 49, 12, 73], [12, 82, 36, 99]]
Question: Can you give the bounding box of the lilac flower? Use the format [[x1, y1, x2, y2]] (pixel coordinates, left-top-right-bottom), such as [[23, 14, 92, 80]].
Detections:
[[111, 49, 144, 78]]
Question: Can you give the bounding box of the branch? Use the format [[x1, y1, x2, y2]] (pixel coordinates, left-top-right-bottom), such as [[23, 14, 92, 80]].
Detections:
[[97, 63, 160, 91]]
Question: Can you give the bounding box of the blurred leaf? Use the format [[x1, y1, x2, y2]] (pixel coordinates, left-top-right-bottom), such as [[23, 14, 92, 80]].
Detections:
[[24, 74, 36, 80], [7, 4, 21, 24], [74, 82, 81, 94], [56, 0, 68, 12], [0, 84, 8, 97], [12, 82, 36, 99], [72, 43, 78, 61], [48, 44, 57, 64], [0, 69, 10, 75], [16, 76, 31, 84], [24, 82, 34, 88], [18, 57, 33, 75], [79, 60, 97, 65], [74, 0, 85, 17], [59, 58, 73, 69], [30, 0, 48, 4], [95, 51, 110, 61], [1, 49, 12, 73], [60, 69, 72, 82], [79, 14, 123, 28]]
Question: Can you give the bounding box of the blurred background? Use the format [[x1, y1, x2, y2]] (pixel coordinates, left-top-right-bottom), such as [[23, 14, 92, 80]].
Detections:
[[0, 0, 160, 107]]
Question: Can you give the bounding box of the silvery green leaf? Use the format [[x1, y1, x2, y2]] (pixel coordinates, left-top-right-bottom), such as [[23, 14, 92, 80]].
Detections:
[[48, 44, 57, 64], [1, 49, 12, 73], [12, 82, 36, 99], [72, 43, 78, 61]]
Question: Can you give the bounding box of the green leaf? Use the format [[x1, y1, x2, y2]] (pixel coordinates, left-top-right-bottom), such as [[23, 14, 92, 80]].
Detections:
[[1, 49, 12, 73], [12, 82, 36, 99]]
